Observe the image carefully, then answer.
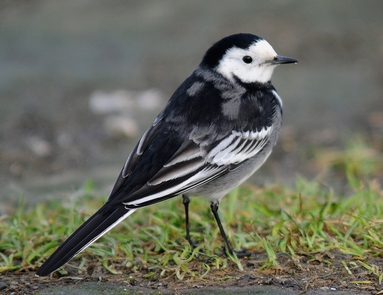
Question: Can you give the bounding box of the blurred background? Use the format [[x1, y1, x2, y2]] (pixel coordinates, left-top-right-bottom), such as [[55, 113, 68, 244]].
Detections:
[[1, 0, 383, 209]]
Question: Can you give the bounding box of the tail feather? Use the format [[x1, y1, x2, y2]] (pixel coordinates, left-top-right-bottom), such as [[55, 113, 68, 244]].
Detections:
[[36, 205, 135, 276]]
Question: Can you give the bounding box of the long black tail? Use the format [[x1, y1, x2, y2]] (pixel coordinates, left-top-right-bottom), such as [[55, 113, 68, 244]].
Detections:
[[36, 204, 135, 276]]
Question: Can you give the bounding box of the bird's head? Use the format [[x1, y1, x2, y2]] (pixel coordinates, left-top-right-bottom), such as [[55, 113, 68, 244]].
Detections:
[[200, 33, 297, 84]]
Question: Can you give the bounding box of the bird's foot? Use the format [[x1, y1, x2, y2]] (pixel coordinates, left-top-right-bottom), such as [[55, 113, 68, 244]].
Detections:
[[222, 246, 251, 258], [233, 248, 252, 258], [188, 239, 200, 249]]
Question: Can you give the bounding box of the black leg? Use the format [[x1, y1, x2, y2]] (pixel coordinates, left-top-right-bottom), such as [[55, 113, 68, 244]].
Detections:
[[182, 195, 198, 248], [210, 200, 250, 257]]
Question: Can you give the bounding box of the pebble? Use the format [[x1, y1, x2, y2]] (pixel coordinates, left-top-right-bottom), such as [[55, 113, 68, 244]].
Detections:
[[0, 279, 7, 290], [104, 116, 139, 139], [26, 136, 52, 157], [89, 88, 163, 115]]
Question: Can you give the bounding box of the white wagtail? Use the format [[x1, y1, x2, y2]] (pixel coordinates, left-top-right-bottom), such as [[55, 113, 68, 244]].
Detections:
[[36, 33, 297, 276]]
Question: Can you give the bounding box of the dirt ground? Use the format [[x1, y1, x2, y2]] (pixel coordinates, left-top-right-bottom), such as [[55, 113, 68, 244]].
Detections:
[[1, 251, 382, 295]]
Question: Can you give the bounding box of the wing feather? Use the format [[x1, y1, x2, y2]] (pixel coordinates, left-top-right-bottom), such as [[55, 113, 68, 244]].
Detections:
[[124, 165, 228, 207], [148, 157, 206, 185], [122, 116, 164, 178], [208, 126, 273, 165], [120, 125, 273, 207]]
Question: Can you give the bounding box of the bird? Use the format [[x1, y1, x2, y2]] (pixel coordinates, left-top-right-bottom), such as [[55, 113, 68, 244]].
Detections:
[[36, 33, 297, 276]]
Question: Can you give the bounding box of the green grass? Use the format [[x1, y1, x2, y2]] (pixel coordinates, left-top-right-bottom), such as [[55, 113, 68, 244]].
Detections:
[[1, 136, 383, 282]]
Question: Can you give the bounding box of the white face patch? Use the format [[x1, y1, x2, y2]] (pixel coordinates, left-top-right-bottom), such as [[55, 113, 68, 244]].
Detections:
[[215, 39, 279, 84]]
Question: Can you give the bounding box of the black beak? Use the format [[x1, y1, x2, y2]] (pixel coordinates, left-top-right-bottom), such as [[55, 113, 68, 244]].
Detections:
[[270, 55, 298, 65]]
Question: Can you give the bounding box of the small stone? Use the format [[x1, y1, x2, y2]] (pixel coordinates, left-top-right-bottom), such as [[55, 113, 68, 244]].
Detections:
[[135, 88, 163, 110], [0, 279, 7, 290], [104, 116, 139, 139], [89, 90, 133, 115], [27, 136, 52, 157], [320, 286, 329, 291], [89, 88, 164, 115]]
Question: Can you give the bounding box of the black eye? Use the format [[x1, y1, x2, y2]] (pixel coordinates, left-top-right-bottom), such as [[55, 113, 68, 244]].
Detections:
[[242, 55, 253, 64]]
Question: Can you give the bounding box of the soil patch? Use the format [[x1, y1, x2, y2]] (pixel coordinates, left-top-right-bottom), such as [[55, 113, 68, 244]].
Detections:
[[1, 251, 382, 294]]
